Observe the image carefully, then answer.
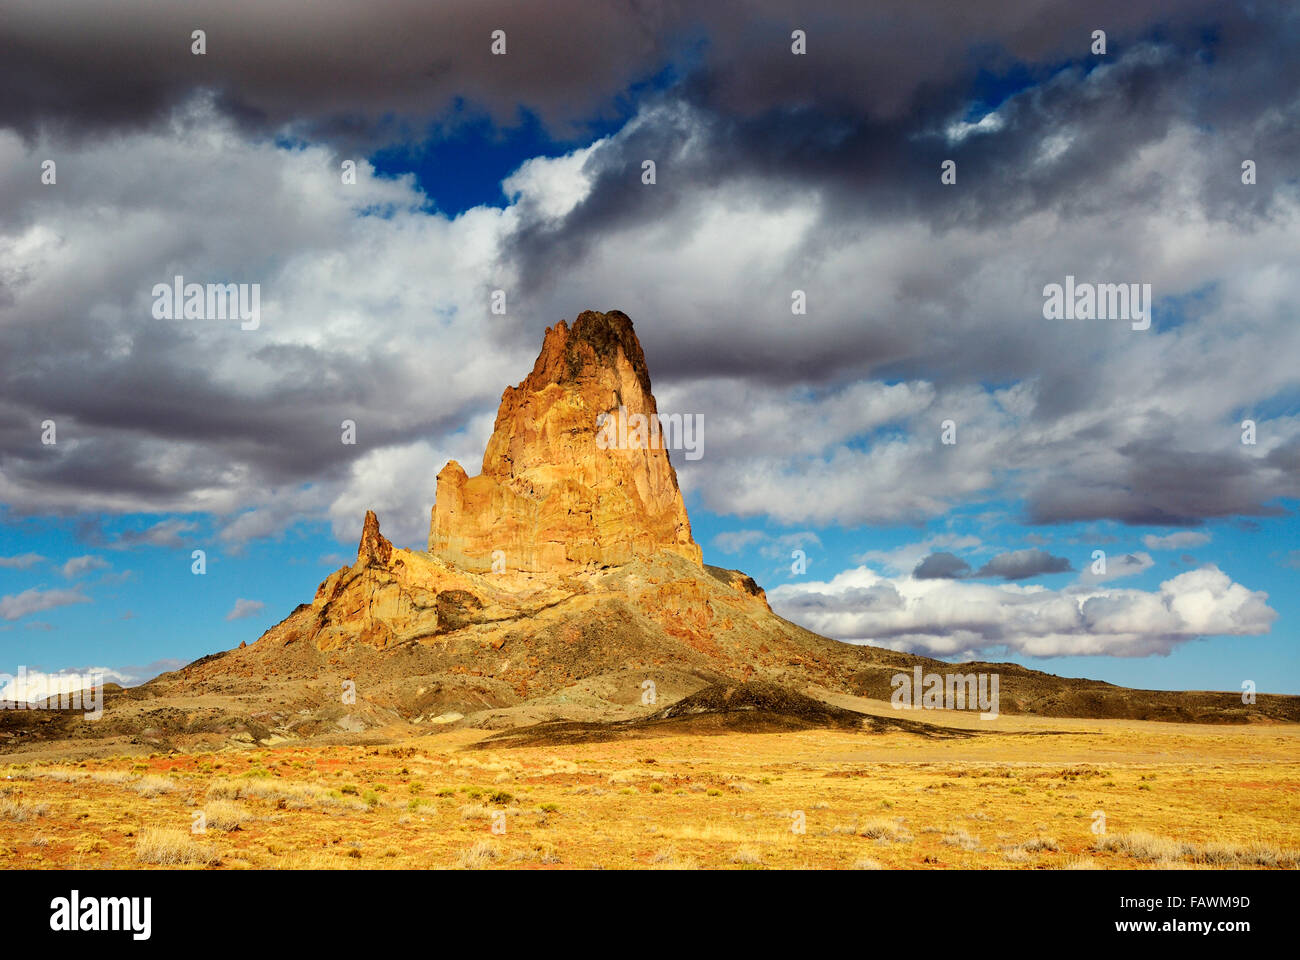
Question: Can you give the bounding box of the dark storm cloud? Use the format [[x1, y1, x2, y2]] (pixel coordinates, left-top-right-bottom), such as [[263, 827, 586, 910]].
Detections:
[[974, 549, 1073, 580], [2, 0, 1238, 146], [0, 0, 679, 144], [0, 322, 465, 505], [913, 552, 972, 580], [1026, 444, 1296, 526]]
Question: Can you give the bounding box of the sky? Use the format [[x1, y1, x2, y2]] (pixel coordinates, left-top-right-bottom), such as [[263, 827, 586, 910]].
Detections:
[[0, 1, 1297, 696]]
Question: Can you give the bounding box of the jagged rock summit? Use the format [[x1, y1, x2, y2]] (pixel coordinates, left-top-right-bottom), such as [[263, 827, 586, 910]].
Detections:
[[429, 310, 701, 572], [357, 509, 392, 566]]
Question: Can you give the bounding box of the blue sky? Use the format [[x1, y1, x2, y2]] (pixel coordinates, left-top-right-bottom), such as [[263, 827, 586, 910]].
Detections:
[[3, 492, 1296, 693], [1, 1, 1297, 696]]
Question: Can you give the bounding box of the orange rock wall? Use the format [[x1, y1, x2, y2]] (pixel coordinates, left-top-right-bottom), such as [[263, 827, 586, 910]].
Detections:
[[428, 310, 701, 572]]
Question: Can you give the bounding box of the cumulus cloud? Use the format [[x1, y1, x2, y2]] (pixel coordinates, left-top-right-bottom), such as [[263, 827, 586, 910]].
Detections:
[[1143, 531, 1212, 551], [856, 535, 983, 576], [712, 529, 821, 559], [770, 564, 1276, 659], [0, 587, 90, 621], [0, 660, 182, 701], [0, 667, 112, 703], [712, 530, 766, 554], [326, 426, 495, 548], [1078, 551, 1156, 585], [224, 598, 265, 622], [59, 555, 109, 578], [0, 553, 44, 569]]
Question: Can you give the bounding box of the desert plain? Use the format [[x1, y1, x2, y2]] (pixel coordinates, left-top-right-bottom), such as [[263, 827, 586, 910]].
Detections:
[[3, 694, 1296, 871]]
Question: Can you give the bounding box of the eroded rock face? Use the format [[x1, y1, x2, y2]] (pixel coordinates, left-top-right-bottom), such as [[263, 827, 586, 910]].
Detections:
[[428, 310, 702, 572], [306, 514, 497, 651], [358, 509, 392, 566]]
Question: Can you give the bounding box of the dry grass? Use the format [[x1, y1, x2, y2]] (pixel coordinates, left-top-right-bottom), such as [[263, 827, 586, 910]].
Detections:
[[31, 768, 85, 783], [89, 771, 132, 786], [1096, 830, 1189, 861], [134, 828, 220, 866], [1195, 839, 1297, 867], [454, 841, 498, 870], [131, 775, 176, 798], [1020, 836, 1060, 852], [207, 777, 359, 810], [1095, 830, 1299, 867], [940, 828, 981, 851], [204, 779, 241, 801], [858, 817, 913, 843], [202, 800, 248, 832], [0, 798, 49, 822]]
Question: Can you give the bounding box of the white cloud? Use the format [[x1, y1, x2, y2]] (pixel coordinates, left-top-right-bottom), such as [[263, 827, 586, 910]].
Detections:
[[0, 553, 45, 569], [1143, 531, 1212, 551], [711, 530, 766, 554], [712, 529, 821, 559], [225, 598, 266, 621], [0, 667, 117, 703], [770, 563, 1275, 659], [0, 587, 90, 621], [854, 534, 984, 576], [1078, 551, 1156, 584], [112, 519, 199, 549], [503, 140, 605, 221], [944, 109, 1006, 144], [0, 660, 182, 702], [60, 555, 109, 578], [326, 418, 495, 548]]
